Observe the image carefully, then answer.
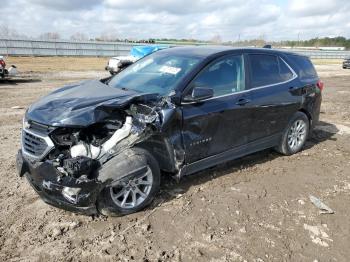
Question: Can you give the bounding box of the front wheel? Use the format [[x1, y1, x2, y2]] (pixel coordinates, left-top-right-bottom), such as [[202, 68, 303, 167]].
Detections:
[[276, 112, 310, 155], [97, 148, 160, 216]]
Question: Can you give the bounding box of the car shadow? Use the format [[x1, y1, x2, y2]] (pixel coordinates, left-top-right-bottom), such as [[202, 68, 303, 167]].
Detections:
[[0, 78, 41, 85], [155, 120, 339, 206], [307, 121, 339, 148]]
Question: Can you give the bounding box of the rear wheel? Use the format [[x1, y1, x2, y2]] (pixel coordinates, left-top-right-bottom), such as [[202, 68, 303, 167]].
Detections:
[[276, 112, 309, 155], [97, 148, 160, 216]]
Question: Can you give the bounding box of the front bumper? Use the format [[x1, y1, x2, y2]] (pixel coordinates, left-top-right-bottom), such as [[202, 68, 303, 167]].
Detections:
[[16, 150, 100, 215]]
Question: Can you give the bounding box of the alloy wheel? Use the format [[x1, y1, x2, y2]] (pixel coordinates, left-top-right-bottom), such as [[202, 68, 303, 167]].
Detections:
[[287, 119, 307, 150], [110, 167, 153, 209]]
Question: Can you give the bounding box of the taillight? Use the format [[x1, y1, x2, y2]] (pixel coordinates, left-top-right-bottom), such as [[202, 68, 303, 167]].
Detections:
[[317, 80, 324, 92], [0, 59, 5, 68]]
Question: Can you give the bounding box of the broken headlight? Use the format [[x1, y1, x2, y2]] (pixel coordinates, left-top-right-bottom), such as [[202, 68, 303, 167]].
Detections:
[[50, 128, 78, 146]]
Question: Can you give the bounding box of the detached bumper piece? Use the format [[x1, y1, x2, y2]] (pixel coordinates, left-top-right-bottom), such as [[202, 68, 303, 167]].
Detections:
[[16, 150, 100, 215]]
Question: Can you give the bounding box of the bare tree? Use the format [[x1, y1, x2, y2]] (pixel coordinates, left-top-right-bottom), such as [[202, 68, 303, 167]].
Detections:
[[0, 25, 23, 38], [39, 32, 61, 40], [210, 34, 222, 44], [96, 31, 118, 42], [0, 25, 10, 37], [70, 32, 89, 41]]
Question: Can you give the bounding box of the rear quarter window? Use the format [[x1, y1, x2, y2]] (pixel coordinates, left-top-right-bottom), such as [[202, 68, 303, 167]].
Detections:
[[287, 55, 318, 80], [248, 54, 295, 87]]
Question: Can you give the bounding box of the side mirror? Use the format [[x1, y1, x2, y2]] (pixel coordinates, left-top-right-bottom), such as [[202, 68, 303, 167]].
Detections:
[[183, 86, 214, 102]]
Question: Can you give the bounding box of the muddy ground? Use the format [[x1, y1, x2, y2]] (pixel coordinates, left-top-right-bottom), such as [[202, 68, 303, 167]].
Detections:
[[0, 59, 349, 262]]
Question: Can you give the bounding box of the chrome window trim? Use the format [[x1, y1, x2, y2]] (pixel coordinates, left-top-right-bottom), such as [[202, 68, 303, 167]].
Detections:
[[181, 56, 298, 105], [21, 128, 55, 160]]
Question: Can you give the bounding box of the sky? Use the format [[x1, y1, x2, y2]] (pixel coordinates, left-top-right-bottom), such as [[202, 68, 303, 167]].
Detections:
[[1, 0, 350, 41]]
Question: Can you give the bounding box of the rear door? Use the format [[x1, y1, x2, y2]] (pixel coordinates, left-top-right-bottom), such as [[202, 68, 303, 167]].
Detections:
[[247, 53, 301, 142], [181, 54, 254, 164]]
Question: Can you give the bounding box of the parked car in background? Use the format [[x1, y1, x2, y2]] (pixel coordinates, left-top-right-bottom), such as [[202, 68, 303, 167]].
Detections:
[[105, 45, 169, 75], [342, 57, 350, 69], [17, 46, 323, 216], [0, 56, 17, 79]]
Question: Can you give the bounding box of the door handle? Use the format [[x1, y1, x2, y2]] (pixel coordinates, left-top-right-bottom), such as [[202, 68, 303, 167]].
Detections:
[[236, 98, 251, 106]]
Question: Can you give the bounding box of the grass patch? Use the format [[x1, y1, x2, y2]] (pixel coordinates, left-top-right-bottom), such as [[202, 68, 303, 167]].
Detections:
[[311, 59, 343, 65], [5, 56, 108, 73]]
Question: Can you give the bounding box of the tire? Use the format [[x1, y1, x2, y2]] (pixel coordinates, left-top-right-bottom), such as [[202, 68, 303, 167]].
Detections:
[[275, 112, 310, 156], [97, 148, 160, 216]]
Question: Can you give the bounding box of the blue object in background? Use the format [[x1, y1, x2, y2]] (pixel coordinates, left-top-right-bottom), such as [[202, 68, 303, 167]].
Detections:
[[130, 45, 169, 59]]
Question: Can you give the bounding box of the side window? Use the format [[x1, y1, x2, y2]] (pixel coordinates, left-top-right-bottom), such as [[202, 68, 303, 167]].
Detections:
[[279, 57, 294, 81], [287, 55, 318, 80], [193, 55, 245, 97], [249, 54, 294, 87]]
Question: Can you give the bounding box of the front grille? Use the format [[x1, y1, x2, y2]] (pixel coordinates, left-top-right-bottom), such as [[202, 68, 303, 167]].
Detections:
[[28, 120, 55, 135], [22, 129, 54, 160]]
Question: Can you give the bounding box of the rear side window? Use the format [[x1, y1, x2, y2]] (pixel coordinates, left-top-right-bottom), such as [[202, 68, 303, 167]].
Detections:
[[287, 55, 318, 80], [248, 54, 295, 87]]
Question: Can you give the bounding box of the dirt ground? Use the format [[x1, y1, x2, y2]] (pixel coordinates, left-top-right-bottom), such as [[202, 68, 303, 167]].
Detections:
[[0, 58, 349, 262], [6, 56, 108, 72]]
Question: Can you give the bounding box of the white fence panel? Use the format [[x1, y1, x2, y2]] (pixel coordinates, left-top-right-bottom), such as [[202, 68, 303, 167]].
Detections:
[[0, 38, 350, 58]]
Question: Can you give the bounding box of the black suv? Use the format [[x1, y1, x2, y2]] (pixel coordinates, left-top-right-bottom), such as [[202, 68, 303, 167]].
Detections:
[[343, 57, 350, 69], [16, 47, 323, 216]]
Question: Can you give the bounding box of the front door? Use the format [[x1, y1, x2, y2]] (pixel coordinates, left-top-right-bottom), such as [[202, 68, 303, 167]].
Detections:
[[181, 54, 253, 164]]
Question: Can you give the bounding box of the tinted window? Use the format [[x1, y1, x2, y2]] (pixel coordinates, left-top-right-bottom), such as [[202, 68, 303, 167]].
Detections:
[[287, 55, 318, 80], [193, 55, 245, 97], [249, 54, 294, 87], [278, 57, 294, 81]]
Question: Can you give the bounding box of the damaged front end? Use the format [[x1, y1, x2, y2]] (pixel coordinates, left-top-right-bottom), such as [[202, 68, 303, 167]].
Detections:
[[17, 91, 177, 214]]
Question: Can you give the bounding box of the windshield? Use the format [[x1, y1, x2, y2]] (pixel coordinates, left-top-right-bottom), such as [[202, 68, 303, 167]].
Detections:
[[108, 51, 201, 96]]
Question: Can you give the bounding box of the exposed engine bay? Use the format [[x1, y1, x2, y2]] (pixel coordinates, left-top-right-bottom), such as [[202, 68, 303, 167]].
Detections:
[[43, 101, 165, 182]]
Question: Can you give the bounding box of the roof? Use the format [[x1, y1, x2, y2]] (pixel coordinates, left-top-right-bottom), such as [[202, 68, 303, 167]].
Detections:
[[155, 45, 232, 58], [156, 45, 303, 58]]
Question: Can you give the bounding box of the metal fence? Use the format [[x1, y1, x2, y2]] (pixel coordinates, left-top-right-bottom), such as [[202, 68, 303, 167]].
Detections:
[[1, 38, 350, 59], [0, 38, 147, 57], [279, 49, 350, 59]]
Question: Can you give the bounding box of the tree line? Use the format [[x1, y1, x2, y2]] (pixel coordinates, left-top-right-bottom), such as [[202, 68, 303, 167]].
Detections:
[[1, 25, 350, 48], [281, 37, 350, 49]]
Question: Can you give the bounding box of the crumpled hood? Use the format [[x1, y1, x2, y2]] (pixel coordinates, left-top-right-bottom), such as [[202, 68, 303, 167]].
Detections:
[[26, 79, 157, 127]]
